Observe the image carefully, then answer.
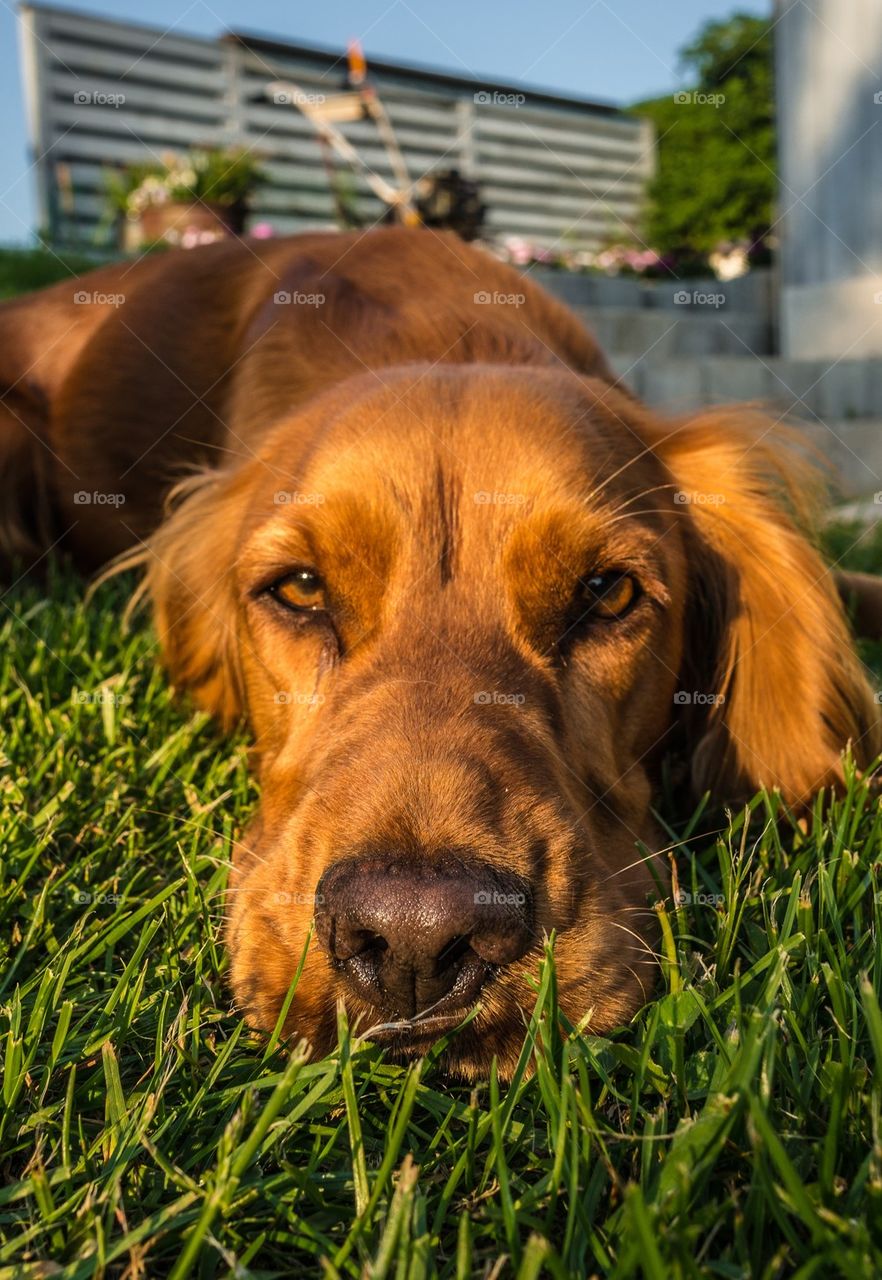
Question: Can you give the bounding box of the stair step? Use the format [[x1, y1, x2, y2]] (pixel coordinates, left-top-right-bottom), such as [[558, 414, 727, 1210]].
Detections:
[[611, 353, 882, 420], [800, 420, 882, 498], [577, 306, 772, 358], [527, 265, 775, 317]]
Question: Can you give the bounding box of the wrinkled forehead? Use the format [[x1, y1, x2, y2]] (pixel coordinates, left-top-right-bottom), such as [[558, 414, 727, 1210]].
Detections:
[[240, 368, 674, 576]]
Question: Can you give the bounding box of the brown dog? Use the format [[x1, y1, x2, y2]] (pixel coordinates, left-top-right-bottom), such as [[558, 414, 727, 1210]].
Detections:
[[1, 228, 879, 1077]]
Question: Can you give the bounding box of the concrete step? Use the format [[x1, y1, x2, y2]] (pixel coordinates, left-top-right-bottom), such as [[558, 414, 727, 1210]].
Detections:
[[577, 305, 772, 358], [610, 352, 882, 420], [527, 265, 775, 316], [799, 419, 882, 498], [605, 350, 882, 498]]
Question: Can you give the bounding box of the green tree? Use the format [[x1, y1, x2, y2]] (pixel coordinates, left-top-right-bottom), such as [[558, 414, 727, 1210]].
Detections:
[[633, 12, 775, 257]]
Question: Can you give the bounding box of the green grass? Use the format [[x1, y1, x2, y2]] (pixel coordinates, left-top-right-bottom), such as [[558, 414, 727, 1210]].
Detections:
[[2, 531, 882, 1278], [0, 246, 108, 300]]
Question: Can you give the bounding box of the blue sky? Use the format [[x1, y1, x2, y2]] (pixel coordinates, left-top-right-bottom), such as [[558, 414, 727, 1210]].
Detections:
[[0, 0, 771, 243]]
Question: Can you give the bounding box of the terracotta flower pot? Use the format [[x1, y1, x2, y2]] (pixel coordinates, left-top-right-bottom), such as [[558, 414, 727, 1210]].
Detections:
[[124, 199, 247, 251]]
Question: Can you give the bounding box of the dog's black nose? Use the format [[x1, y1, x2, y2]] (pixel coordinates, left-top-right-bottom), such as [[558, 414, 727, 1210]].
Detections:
[[315, 857, 533, 1018]]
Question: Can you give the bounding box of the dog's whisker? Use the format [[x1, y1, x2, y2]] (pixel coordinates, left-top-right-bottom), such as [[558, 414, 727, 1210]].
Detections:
[[604, 920, 663, 959], [600, 481, 680, 522], [603, 507, 687, 526]]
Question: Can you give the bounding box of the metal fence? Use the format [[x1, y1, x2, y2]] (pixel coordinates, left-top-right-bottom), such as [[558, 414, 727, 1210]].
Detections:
[[19, 2, 655, 250]]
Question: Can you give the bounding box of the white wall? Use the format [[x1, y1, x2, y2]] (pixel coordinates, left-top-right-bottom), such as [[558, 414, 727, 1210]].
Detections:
[[776, 0, 882, 358]]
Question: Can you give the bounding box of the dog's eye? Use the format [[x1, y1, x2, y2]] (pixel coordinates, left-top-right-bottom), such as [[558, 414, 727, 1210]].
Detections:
[[269, 569, 327, 612], [581, 572, 639, 619]]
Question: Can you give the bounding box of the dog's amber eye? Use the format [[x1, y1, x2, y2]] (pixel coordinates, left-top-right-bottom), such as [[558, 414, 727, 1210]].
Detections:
[[581, 572, 638, 619], [270, 569, 326, 612]]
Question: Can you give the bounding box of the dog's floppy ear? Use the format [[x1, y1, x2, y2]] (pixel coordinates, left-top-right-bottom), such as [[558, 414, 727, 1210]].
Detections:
[[653, 409, 880, 805], [126, 466, 254, 728]]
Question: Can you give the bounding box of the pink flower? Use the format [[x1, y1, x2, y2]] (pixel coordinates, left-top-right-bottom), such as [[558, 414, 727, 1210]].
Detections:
[[250, 222, 275, 239], [502, 236, 534, 266]]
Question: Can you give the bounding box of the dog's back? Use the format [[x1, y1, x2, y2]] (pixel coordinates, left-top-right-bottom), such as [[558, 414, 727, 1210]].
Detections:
[[0, 229, 613, 570]]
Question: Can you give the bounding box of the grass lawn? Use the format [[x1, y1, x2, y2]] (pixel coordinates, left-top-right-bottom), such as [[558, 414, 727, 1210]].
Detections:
[[2, 252, 882, 1275], [0, 246, 107, 300], [1, 543, 881, 1278]]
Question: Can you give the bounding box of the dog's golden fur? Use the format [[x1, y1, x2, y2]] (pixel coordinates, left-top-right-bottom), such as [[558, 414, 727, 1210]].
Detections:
[[1, 228, 879, 1076]]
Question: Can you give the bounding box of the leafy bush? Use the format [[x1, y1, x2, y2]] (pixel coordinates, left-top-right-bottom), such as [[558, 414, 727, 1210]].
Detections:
[[634, 13, 776, 257]]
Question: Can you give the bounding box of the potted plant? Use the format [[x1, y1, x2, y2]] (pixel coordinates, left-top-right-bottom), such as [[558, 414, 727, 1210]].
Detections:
[[104, 147, 265, 251]]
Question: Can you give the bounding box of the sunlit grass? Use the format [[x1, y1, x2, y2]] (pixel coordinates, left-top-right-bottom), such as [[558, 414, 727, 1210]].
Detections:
[[2, 549, 882, 1276]]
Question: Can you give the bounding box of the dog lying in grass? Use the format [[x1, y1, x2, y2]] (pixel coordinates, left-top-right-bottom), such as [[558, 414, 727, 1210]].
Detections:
[[1, 227, 879, 1077]]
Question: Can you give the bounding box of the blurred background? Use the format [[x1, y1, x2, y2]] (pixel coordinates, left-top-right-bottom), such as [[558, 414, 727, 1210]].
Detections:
[[1, 0, 881, 496]]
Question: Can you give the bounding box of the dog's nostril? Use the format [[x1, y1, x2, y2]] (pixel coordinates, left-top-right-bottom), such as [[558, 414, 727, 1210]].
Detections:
[[314, 856, 533, 1017], [438, 935, 469, 963]]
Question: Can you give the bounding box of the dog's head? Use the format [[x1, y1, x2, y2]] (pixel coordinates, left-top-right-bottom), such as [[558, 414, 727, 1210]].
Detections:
[[142, 364, 879, 1076]]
